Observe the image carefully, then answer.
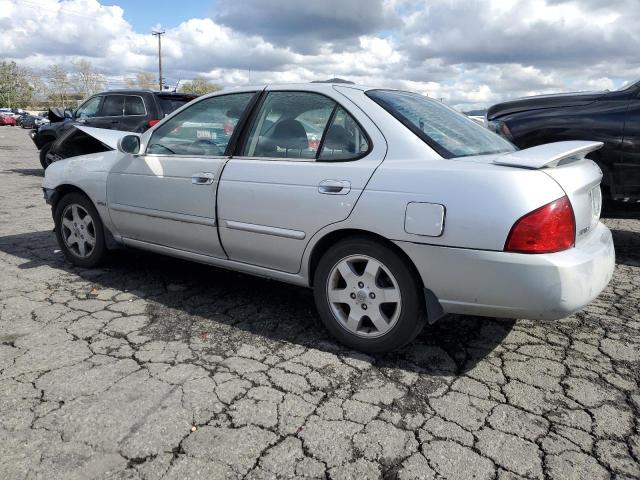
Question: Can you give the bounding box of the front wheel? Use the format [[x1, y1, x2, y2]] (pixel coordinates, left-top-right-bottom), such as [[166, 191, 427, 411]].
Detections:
[[39, 141, 54, 169], [313, 237, 426, 353], [54, 193, 107, 268]]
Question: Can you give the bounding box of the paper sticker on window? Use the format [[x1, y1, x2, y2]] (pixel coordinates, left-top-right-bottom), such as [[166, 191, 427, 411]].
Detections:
[[197, 130, 216, 139]]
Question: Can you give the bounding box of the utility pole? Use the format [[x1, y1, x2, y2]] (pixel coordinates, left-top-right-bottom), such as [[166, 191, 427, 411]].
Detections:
[[152, 30, 165, 91]]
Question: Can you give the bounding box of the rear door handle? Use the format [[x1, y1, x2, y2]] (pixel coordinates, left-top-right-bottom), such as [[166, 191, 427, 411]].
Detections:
[[318, 179, 351, 195], [191, 172, 215, 185]]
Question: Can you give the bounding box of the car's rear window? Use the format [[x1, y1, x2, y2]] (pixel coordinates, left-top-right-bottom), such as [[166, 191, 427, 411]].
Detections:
[[366, 89, 516, 158], [156, 94, 198, 116]]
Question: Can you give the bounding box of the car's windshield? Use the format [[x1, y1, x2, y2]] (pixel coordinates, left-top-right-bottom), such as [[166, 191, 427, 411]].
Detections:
[[366, 90, 516, 158]]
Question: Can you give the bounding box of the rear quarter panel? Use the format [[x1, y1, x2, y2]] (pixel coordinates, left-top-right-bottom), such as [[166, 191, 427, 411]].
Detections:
[[340, 159, 566, 251]]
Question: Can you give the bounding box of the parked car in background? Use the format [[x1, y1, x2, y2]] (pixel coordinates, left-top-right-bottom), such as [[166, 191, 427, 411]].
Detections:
[[487, 79, 640, 202], [42, 84, 614, 352], [0, 114, 17, 126], [32, 89, 197, 169], [20, 114, 49, 129]]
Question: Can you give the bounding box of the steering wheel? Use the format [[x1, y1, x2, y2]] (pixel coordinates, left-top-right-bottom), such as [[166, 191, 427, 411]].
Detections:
[[193, 138, 222, 155]]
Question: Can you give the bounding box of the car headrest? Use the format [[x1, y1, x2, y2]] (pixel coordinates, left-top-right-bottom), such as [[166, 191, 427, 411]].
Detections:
[[269, 119, 309, 150], [323, 125, 354, 152]]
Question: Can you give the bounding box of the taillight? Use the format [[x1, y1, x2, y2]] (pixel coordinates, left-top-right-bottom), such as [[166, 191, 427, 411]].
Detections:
[[504, 196, 575, 254], [148, 119, 160, 127]]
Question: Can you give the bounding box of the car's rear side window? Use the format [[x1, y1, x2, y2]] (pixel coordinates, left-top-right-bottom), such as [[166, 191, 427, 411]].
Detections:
[[124, 96, 146, 116], [366, 89, 515, 158], [101, 95, 125, 117], [156, 95, 197, 117], [240, 91, 371, 161], [318, 106, 369, 161], [241, 92, 335, 159]]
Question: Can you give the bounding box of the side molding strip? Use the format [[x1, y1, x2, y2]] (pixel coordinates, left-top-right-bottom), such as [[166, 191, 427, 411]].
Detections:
[[109, 203, 216, 227], [224, 220, 306, 240]]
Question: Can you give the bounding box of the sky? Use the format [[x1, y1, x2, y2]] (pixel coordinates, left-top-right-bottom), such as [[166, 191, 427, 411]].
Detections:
[[1, 0, 638, 110]]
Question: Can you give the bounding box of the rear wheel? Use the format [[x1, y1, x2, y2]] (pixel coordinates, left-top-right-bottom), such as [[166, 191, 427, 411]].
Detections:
[[39, 141, 54, 169], [313, 237, 426, 353], [54, 193, 107, 268]]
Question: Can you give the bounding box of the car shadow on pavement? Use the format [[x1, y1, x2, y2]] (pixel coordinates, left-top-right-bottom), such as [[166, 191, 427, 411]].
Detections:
[[2, 168, 44, 177], [0, 230, 516, 376], [610, 228, 640, 267]]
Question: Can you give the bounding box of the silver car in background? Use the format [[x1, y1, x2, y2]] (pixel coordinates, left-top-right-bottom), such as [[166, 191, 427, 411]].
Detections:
[[42, 83, 615, 352]]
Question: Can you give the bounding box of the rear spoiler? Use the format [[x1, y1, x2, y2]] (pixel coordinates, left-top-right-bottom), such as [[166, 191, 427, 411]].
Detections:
[[493, 141, 603, 169]]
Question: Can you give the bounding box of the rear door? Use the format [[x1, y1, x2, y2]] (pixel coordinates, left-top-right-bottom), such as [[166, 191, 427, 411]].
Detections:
[[106, 91, 258, 257], [118, 94, 149, 132], [217, 87, 386, 273], [90, 94, 125, 130]]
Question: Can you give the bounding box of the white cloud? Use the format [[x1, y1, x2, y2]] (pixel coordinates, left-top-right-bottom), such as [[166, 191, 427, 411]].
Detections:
[[0, 0, 638, 110]]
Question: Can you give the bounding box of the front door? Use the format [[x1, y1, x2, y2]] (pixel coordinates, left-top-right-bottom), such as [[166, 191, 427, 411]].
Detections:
[[217, 89, 386, 273], [73, 95, 103, 128], [106, 91, 258, 257]]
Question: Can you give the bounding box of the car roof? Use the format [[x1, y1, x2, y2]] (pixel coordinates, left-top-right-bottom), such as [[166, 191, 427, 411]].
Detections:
[[198, 83, 385, 100], [92, 89, 197, 97]]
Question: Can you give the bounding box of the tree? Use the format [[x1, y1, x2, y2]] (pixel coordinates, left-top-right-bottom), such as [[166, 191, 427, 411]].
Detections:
[[71, 59, 106, 99], [179, 76, 221, 95], [126, 72, 157, 90], [47, 64, 71, 107], [0, 61, 35, 108]]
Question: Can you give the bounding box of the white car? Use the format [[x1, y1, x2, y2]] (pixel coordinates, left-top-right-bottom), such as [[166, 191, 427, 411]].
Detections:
[[42, 83, 615, 352]]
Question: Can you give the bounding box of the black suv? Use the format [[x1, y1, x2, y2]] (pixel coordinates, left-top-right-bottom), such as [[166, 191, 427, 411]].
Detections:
[[487, 80, 640, 202], [32, 90, 197, 168]]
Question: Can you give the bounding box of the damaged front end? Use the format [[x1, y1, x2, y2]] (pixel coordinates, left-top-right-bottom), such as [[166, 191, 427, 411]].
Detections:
[[46, 126, 128, 164]]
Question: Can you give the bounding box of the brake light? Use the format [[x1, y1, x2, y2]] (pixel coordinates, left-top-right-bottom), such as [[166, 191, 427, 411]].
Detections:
[[148, 119, 160, 127], [504, 196, 575, 254]]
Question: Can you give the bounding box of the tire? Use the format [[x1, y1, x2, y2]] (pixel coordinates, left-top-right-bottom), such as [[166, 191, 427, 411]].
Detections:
[[39, 141, 54, 170], [313, 236, 426, 353], [54, 193, 107, 268]]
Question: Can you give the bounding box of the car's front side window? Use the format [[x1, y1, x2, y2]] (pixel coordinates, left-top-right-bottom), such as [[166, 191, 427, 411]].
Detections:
[[241, 92, 335, 159], [124, 96, 146, 116], [75, 96, 102, 119], [146, 92, 256, 156]]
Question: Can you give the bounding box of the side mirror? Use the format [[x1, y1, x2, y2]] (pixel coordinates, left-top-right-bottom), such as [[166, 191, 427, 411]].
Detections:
[[64, 108, 74, 119], [117, 135, 141, 155]]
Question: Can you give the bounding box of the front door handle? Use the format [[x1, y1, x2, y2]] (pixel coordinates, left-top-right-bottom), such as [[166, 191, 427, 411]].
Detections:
[[191, 172, 215, 185], [318, 179, 351, 195]]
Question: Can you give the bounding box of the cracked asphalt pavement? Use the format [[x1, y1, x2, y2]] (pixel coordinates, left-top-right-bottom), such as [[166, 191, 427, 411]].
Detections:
[[0, 127, 639, 480]]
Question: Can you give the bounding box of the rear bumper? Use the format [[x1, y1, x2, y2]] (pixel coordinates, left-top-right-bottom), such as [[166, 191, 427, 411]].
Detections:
[[395, 222, 615, 320]]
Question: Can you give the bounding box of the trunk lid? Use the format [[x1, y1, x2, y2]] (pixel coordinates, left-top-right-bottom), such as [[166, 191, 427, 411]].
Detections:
[[459, 141, 604, 245]]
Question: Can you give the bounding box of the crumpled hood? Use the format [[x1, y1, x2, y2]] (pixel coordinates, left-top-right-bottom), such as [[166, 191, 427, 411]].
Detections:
[[76, 126, 135, 150], [48, 107, 67, 123], [487, 91, 604, 121]]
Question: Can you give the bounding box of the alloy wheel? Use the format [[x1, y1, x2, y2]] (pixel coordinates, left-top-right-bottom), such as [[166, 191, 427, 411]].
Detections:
[[326, 254, 402, 338], [60, 204, 96, 258]]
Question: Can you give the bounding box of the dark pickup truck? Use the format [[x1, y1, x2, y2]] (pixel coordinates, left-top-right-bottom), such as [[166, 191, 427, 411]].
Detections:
[[32, 89, 197, 169], [487, 80, 640, 202]]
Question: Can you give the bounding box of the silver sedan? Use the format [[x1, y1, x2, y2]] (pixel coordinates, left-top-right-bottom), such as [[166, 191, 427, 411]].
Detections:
[[42, 83, 615, 352]]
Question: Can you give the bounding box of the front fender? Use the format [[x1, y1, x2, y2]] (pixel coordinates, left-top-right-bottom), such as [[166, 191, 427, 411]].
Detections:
[[42, 150, 123, 236]]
